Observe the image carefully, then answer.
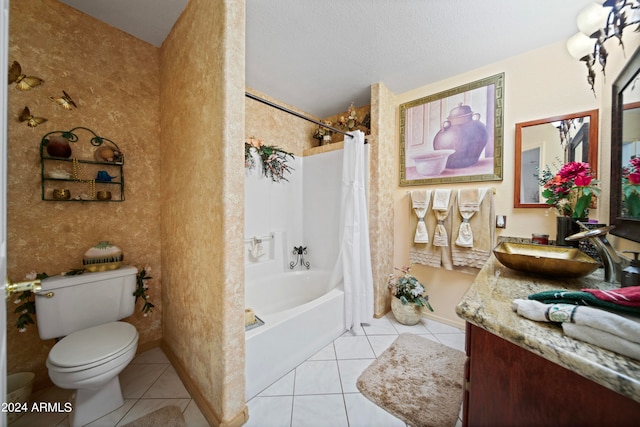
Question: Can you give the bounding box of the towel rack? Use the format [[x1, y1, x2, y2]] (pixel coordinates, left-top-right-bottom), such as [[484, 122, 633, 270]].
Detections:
[[244, 233, 274, 243], [406, 187, 496, 195]]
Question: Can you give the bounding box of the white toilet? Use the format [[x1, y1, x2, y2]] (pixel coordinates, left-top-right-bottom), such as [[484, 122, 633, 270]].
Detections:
[[36, 266, 139, 427]]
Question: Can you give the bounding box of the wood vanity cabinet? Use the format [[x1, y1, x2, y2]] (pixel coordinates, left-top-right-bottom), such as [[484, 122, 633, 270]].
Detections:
[[463, 323, 640, 427]]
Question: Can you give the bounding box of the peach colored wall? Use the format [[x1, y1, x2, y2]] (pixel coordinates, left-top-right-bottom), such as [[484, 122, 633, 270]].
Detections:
[[7, 0, 162, 390], [245, 88, 318, 155], [392, 35, 640, 328], [159, 0, 246, 425], [369, 83, 396, 316]]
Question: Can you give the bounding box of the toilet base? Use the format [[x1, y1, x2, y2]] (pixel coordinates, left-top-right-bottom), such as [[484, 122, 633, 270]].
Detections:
[[69, 376, 124, 427]]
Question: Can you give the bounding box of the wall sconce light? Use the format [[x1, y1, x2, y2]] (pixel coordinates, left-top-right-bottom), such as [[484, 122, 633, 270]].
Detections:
[[566, 0, 640, 93]]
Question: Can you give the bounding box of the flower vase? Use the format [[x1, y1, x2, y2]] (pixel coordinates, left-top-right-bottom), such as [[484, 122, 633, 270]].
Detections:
[[391, 296, 422, 325], [46, 135, 72, 158], [556, 216, 582, 247], [626, 192, 640, 218]]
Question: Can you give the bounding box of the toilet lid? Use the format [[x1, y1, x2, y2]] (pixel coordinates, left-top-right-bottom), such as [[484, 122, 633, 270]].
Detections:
[[48, 321, 138, 368]]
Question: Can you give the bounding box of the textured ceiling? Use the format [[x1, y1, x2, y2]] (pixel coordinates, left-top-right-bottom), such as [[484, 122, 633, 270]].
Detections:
[[58, 0, 590, 118]]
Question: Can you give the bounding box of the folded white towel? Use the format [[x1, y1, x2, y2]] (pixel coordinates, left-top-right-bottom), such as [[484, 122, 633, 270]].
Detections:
[[563, 323, 640, 360], [432, 189, 451, 210], [411, 190, 431, 244], [512, 299, 640, 345]]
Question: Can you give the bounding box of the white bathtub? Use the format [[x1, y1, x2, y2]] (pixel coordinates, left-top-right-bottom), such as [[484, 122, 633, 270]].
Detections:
[[244, 270, 345, 400]]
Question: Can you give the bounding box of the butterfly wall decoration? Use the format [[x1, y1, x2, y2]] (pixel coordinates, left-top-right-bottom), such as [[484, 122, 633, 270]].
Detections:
[[49, 90, 77, 110], [8, 61, 44, 91], [18, 106, 47, 128]]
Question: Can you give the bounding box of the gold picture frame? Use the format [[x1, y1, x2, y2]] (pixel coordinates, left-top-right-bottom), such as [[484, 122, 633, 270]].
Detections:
[[399, 73, 504, 186]]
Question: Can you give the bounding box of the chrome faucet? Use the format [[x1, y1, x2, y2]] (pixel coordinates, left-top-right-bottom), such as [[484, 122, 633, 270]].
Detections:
[[289, 246, 310, 270], [566, 225, 622, 283]]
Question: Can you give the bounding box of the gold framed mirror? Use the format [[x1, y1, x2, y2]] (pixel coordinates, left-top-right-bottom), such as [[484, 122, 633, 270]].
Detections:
[[514, 110, 599, 208]]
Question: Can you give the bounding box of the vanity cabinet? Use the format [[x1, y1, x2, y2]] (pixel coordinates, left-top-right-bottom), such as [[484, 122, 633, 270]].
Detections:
[[456, 256, 640, 427], [463, 323, 640, 427], [40, 127, 124, 202]]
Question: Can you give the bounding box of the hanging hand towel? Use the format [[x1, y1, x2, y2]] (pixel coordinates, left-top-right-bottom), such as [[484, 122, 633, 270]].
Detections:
[[249, 238, 265, 258], [411, 190, 432, 243], [409, 190, 454, 269], [455, 189, 481, 247], [452, 188, 494, 269], [432, 189, 452, 247]]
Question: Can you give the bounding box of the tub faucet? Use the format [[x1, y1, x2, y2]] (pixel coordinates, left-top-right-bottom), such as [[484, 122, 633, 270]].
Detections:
[[290, 246, 310, 270], [566, 225, 622, 283]]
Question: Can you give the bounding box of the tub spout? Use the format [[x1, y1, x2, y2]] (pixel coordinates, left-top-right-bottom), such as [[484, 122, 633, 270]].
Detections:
[[290, 246, 310, 270]]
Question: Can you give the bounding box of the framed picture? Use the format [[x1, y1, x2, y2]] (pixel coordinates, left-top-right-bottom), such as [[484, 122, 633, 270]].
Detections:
[[400, 73, 504, 186]]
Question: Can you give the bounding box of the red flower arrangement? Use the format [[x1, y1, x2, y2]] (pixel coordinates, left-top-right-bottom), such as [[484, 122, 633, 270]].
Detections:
[[539, 161, 599, 218], [622, 157, 640, 217]]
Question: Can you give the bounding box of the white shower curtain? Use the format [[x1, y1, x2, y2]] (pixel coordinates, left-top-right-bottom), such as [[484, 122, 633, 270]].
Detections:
[[330, 130, 374, 331]]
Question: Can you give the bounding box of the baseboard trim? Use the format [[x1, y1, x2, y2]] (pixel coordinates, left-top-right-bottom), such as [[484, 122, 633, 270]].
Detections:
[[160, 340, 248, 427], [136, 338, 162, 355]]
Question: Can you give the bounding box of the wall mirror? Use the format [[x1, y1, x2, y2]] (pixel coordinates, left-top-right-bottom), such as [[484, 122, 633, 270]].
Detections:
[[514, 110, 599, 208], [610, 45, 640, 243]]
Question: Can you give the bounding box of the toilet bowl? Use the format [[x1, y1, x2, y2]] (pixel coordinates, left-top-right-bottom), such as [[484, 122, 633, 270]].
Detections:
[[46, 322, 138, 427], [36, 266, 139, 427]]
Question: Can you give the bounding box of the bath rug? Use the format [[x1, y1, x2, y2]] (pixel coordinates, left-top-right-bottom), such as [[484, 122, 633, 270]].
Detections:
[[121, 405, 186, 427], [356, 333, 465, 427]]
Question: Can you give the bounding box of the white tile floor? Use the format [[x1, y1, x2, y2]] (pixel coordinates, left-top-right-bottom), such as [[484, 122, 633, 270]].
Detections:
[[245, 313, 466, 427], [10, 347, 209, 427], [11, 313, 465, 427]]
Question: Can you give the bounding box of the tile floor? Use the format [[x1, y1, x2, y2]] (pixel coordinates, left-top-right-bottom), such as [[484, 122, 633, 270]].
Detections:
[[11, 313, 465, 427], [245, 313, 466, 427], [10, 347, 209, 427]]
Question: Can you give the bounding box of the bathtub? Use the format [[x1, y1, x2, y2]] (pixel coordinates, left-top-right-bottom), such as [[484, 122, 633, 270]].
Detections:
[[244, 270, 345, 400]]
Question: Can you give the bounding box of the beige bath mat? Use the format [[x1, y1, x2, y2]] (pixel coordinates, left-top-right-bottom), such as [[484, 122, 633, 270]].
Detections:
[[121, 405, 186, 427], [356, 333, 466, 427]]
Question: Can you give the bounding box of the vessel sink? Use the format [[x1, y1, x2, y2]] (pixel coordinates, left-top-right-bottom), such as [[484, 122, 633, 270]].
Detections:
[[493, 242, 600, 278]]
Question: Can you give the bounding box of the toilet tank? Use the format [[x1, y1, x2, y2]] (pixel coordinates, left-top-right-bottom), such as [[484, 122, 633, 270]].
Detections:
[[35, 266, 138, 340]]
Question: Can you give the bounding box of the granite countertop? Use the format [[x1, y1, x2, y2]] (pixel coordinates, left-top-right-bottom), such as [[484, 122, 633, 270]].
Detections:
[[456, 255, 640, 403]]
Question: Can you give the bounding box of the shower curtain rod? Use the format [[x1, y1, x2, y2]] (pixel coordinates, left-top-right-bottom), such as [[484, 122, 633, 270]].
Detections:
[[245, 92, 355, 139]]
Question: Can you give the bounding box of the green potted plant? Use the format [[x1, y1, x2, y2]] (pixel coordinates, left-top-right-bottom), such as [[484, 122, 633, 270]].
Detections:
[[387, 265, 433, 325]]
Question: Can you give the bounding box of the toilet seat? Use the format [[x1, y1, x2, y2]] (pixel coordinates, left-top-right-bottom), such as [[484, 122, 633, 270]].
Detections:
[[48, 321, 138, 372]]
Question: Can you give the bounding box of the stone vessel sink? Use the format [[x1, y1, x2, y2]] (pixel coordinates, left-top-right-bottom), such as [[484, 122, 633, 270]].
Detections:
[[493, 242, 600, 278]]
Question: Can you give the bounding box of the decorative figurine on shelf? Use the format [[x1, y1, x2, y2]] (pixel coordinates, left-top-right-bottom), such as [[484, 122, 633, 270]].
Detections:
[[312, 120, 334, 146], [94, 146, 124, 163], [96, 171, 117, 182], [338, 102, 359, 131]]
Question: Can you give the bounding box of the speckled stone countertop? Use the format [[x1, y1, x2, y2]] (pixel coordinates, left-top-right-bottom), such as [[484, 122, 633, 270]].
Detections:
[[456, 255, 640, 403]]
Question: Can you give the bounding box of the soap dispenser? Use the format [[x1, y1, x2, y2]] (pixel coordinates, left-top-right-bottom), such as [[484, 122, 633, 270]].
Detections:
[[622, 251, 640, 288]]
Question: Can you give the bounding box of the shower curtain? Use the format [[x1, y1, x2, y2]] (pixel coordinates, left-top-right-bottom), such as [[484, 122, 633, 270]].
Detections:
[[330, 130, 374, 331]]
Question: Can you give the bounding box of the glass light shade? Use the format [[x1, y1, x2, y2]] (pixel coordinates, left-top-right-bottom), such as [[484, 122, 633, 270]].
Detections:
[[577, 3, 612, 36], [566, 32, 595, 59]]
